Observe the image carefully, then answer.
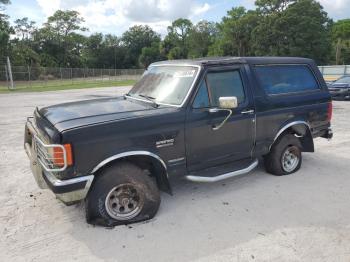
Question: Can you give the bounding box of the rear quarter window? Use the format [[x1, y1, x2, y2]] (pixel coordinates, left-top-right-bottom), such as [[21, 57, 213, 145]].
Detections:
[[254, 65, 319, 95]]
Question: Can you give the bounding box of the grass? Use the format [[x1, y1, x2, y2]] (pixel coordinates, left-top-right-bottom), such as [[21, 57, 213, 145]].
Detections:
[[0, 80, 136, 94]]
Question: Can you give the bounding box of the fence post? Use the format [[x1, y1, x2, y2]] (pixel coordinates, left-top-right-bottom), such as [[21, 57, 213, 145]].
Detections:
[[43, 67, 47, 87], [6, 57, 14, 90], [71, 68, 73, 84], [28, 66, 31, 88], [4, 64, 9, 89]]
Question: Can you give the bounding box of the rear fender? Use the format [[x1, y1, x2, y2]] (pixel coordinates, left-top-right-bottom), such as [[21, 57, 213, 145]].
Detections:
[[271, 121, 314, 152]]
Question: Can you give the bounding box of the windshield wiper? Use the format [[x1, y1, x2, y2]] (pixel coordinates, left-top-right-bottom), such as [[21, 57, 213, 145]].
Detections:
[[138, 94, 159, 108], [125, 93, 159, 108]]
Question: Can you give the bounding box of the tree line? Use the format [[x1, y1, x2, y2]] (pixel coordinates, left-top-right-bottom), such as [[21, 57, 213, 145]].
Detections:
[[1, 0, 350, 69]]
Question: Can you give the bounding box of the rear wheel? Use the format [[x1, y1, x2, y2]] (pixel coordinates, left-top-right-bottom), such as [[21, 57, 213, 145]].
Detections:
[[85, 162, 161, 227], [264, 134, 302, 176], [281, 146, 300, 173]]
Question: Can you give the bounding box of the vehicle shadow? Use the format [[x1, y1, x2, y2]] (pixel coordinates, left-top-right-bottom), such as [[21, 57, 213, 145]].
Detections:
[[64, 153, 350, 261]]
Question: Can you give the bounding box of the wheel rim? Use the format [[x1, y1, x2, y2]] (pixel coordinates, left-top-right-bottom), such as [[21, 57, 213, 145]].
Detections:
[[281, 146, 299, 172], [105, 183, 144, 220]]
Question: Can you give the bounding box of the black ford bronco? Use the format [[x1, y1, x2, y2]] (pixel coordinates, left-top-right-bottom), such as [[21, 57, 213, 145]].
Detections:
[[25, 57, 333, 226]]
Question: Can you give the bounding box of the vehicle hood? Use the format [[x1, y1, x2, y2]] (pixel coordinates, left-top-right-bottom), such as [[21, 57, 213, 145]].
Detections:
[[39, 96, 172, 131], [329, 83, 350, 89]]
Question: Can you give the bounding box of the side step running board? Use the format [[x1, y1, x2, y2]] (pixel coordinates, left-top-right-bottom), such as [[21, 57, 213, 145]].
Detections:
[[186, 159, 259, 183]]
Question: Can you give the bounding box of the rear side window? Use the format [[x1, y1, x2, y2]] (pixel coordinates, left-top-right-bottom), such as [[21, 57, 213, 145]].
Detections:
[[254, 65, 319, 95]]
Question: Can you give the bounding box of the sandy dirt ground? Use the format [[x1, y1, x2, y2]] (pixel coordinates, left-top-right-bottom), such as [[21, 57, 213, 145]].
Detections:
[[1, 87, 350, 262]]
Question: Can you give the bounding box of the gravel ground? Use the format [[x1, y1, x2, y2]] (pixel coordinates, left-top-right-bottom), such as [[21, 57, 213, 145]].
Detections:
[[1, 87, 350, 262]]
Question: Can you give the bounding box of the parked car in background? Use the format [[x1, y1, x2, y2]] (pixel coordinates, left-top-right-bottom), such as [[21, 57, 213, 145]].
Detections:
[[327, 75, 350, 100], [25, 57, 333, 227]]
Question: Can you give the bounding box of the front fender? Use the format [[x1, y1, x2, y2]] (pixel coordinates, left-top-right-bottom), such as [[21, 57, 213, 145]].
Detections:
[[90, 150, 172, 194]]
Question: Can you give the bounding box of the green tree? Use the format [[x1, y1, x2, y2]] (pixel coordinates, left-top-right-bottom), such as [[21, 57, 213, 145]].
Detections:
[[9, 17, 39, 66], [1, 0, 339, 68], [139, 42, 165, 68], [104, 34, 127, 69], [167, 46, 183, 60], [332, 19, 350, 64], [14, 17, 36, 40], [209, 7, 259, 56], [165, 18, 193, 59], [82, 33, 103, 67], [83, 33, 127, 68], [10, 44, 40, 66], [45, 10, 87, 38], [122, 25, 160, 68], [255, 0, 295, 14], [0, 0, 12, 60], [253, 0, 296, 55], [0, 0, 10, 11], [188, 20, 218, 58], [36, 10, 87, 67], [252, 0, 332, 64]]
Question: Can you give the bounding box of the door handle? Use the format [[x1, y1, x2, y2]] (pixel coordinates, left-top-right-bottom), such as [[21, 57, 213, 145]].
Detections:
[[241, 109, 255, 115], [208, 108, 232, 131]]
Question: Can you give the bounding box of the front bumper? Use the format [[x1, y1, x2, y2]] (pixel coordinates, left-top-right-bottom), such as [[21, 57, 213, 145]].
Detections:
[[329, 88, 350, 99], [25, 118, 94, 205]]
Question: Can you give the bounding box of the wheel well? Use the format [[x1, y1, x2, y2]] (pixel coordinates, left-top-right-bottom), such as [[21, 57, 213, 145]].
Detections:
[[93, 155, 172, 194], [273, 124, 314, 153]]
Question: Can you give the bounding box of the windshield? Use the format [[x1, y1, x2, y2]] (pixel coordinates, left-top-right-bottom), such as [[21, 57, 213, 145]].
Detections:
[[334, 76, 350, 84], [128, 65, 199, 106]]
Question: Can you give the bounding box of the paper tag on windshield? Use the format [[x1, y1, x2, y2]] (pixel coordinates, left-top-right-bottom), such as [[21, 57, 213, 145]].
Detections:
[[174, 70, 196, 78]]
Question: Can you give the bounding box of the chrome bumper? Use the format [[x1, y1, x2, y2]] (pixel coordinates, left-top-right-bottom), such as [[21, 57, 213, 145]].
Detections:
[[326, 127, 333, 140], [24, 119, 94, 205], [42, 170, 94, 204], [329, 88, 350, 98]]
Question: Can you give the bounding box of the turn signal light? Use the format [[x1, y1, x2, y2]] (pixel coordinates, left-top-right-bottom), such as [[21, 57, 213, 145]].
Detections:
[[53, 144, 73, 167]]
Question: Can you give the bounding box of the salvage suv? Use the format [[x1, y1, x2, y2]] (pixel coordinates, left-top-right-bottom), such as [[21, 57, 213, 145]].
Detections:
[[25, 57, 333, 226]]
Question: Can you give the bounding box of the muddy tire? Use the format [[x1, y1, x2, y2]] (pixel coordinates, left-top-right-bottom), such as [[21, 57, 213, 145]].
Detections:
[[264, 134, 302, 176], [85, 162, 161, 227]]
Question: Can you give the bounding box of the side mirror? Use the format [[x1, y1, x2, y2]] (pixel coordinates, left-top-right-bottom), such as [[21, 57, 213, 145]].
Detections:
[[218, 96, 238, 109]]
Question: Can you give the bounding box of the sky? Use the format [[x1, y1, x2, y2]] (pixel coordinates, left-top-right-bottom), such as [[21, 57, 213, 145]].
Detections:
[[4, 0, 350, 36]]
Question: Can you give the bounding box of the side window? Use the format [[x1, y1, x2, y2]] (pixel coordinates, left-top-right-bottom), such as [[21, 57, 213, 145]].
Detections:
[[254, 65, 319, 95], [206, 70, 245, 107], [193, 80, 210, 108]]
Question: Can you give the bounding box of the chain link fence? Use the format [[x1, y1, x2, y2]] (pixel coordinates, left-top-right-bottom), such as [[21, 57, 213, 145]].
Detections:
[[0, 59, 9, 88], [318, 65, 350, 82], [2, 63, 349, 91], [0, 64, 144, 90]]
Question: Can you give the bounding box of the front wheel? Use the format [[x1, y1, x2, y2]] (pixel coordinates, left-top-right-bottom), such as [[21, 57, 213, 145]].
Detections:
[[264, 134, 302, 176], [85, 162, 161, 227]]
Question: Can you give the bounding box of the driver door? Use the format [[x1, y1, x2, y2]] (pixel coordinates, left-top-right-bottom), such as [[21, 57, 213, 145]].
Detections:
[[185, 66, 255, 172]]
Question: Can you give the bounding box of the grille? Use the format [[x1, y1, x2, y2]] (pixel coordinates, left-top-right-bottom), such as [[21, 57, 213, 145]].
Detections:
[[33, 135, 68, 172]]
